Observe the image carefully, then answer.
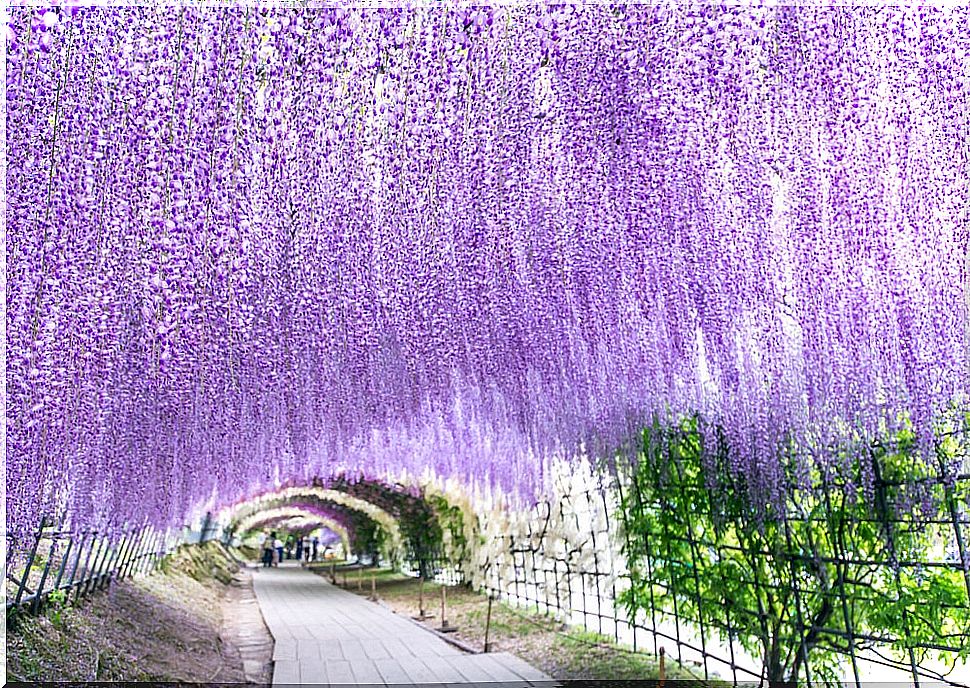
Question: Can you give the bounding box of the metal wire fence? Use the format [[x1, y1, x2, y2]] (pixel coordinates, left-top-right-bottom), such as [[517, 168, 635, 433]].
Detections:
[[460, 430, 970, 687], [8, 432, 967, 687], [400, 543, 465, 587], [4, 514, 221, 616]]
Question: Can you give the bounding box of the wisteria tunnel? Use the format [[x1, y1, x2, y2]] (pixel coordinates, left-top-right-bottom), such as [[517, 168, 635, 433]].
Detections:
[[5, 3, 970, 687]]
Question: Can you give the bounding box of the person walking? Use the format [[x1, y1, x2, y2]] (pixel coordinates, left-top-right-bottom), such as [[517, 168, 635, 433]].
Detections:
[[303, 535, 312, 562], [272, 532, 283, 567], [295, 537, 304, 562], [311, 535, 319, 562], [261, 532, 274, 568]]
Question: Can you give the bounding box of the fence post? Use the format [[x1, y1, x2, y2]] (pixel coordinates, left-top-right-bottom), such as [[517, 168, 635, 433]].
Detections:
[[98, 534, 120, 590], [141, 529, 159, 575], [105, 531, 130, 586], [484, 593, 494, 652], [66, 530, 91, 599], [31, 535, 59, 614], [149, 531, 166, 573], [200, 512, 212, 543], [74, 533, 96, 601], [100, 533, 119, 589], [131, 526, 155, 576], [118, 529, 138, 580], [139, 530, 158, 575], [15, 517, 47, 607], [149, 532, 160, 573], [90, 535, 111, 592], [83, 535, 110, 596], [52, 530, 75, 592], [123, 528, 148, 579], [438, 584, 457, 632], [118, 530, 138, 579]]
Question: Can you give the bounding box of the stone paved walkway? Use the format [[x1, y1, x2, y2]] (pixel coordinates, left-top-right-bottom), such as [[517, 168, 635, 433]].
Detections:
[[252, 562, 557, 687]]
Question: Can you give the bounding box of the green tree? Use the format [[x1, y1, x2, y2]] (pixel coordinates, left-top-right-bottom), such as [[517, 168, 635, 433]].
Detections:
[[618, 416, 970, 685], [426, 493, 469, 580], [348, 512, 387, 565], [398, 497, 444, 579]]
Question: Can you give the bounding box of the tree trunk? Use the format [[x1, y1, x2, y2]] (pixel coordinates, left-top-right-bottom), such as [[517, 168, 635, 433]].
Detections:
[[767, 632, 795, 688]]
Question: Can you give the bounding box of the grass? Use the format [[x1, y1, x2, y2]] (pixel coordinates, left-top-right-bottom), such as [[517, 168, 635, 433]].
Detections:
[[6, 542, 250, 683], [308, 563, 725, 683]]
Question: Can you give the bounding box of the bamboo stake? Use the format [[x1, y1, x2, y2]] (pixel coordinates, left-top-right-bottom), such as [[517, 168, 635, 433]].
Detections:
[[413, 576, 434, 620], [437, 584, 457, 633], [483, 594, 494, 652]]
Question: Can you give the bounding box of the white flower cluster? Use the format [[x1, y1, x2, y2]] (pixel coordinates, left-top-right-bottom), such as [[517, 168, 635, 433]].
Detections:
[[221, 486, 407, 563], [410, 459, 628, 621]]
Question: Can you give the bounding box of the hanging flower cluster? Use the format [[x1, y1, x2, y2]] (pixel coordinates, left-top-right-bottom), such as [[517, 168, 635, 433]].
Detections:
[[6, 5, 968, 540], [234, 504, 352, 538], [222, 485, 407, 558]]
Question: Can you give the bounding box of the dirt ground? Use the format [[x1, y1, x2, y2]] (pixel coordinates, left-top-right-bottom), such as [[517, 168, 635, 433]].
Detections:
[[223, 565, 275, 684], [6, 542, 273, 684], [314, 564, 716, 683], [6, 546, 717, 684]]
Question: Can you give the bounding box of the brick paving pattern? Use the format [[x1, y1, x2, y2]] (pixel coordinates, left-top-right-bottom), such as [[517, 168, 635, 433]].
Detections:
[[253, 562, 557, 687]]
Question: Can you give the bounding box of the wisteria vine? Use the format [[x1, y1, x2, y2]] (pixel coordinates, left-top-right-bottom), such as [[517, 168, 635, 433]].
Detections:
[[6, 4, 969, 540]]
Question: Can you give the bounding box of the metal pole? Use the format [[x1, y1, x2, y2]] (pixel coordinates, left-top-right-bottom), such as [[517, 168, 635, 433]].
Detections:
[[871, 453, 921, 688]]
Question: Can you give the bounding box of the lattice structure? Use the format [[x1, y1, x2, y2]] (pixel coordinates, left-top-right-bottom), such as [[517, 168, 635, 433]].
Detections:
[[454, 435, 970, 686], [5, 520, 189, 615]]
